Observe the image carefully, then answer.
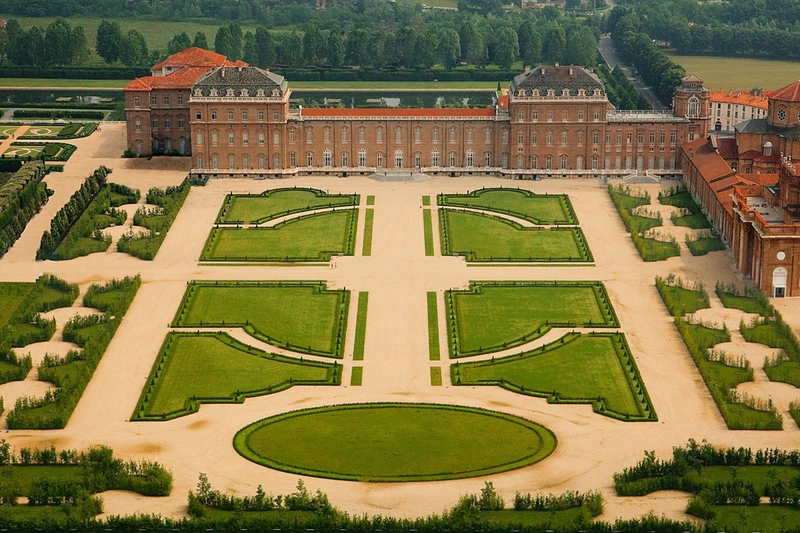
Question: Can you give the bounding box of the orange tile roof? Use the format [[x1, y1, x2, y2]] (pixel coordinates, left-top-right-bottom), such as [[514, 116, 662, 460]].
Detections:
[[709, 91, 768, 110], [124, 67, 210, 92], [716, 137, 739, 159], [765, 80, 800, 102], [300, 107, 496, 118], [498, 94, 508, 109], [151, 47, 246, 71], [684, 138, 735, 180]]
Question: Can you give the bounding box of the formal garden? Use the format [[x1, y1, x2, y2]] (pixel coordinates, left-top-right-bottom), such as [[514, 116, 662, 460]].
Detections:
[[3, 142, 77, 162], [452, 332, 656, 421], [232, 403, 556, 481], [201, 210, 358, 262], [171, 281, 349, 358], [439, 210, 592, 262], [445, 281, 619, 358], [438, 188, 577, 225], [116, 182, 190, 260], [607, 183, 680, 261], [216, 187, 359, 224], [0, 123, 98, 140], [132, 332, 341, 421]]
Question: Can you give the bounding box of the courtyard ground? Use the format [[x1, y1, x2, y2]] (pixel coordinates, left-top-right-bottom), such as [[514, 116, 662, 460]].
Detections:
[[1, 122, 800, 523]]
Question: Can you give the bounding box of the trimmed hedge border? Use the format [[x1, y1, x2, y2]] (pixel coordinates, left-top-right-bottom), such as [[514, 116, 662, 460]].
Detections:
[[171, 280, 350, 359], [439, 209, 593, 263], [451, 332, 657, 422], [438, 188, 578, 225], [446, 280, 619, 358], [216, 187, 359, 225], [131, 331, 342, 421], [8, 141, 77, 162], [232, 402, 557, 481], [201, 209, 358, 263]]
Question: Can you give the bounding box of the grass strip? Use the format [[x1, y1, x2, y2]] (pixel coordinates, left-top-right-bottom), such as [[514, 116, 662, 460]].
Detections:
[[422, 195, 431, 206], [366, 195, 375, 206], [423, 209, 434, 256], [353, 292, 369, 361], [350, 366, 363, 386], [361, 209, 374, 256], [430, 367, 442, 386], [427, 292, 441, 361]]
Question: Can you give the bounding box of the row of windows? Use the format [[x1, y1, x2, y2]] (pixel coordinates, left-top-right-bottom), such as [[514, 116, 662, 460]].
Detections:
[[134, 117, 186, 130], [209, 109, 281, 122], [517, 131, 678, 146], [516, 109, 602, 122], [196, 131, 279, 146], [298, 127, 497, 145], [515, 154, 677, 171], [133, 95, 185, 107]]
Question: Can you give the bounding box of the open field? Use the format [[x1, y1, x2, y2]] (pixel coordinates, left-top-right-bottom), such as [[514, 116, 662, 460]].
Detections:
[[233, 403, 556, 481], [4, 122, 800, 527], [666, 54, 800, 91]]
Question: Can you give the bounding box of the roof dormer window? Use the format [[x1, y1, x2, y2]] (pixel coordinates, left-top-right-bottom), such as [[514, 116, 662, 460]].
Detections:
[[257, 89, 265, 97], [241, 89, 249, 97], [547, 89, 555, 97], [194, 89, 202, 96], [210, 89, 218, 96], [272, 89, 280, 97], [562, 88, 570, 96], [226, 88, 235, 97]]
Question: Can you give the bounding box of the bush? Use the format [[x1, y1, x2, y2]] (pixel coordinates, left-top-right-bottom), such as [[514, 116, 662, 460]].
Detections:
[[117, 182, 190, 260], [0, 161, 48, 259], [13, 110, 106, 120]]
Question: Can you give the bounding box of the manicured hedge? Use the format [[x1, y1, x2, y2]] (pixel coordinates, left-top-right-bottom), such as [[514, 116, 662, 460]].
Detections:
[[117, 182, 190, 260], [0, 161, 49, 259], [13, 110, 106, 120], [0, 66, 148, 79]]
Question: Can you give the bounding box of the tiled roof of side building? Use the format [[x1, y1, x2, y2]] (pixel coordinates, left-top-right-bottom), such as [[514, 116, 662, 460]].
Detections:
[[735, 118, 800, 138], [716, 137, 739, 160], [300, 107, 497, 118], [193, 66, 288, 96], [151, 47, 246, 71], [124, 67, 212, 92], [709, 91, 769, 110], [510, 65, 603, 96], [683, 138, 736, 180], [765, 80, 800, 102]]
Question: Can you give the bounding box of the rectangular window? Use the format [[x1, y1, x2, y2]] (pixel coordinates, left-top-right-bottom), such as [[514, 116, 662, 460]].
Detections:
[[164, 117, 171, 129], [178, 117, 184, 128], [518, 112, 524, 122], [467, 130, 473, 143], [211, 111, 217, 121], [273, 111, 279, 121], [229, 132, 235, 145], [532, 133, 538, 145], [259, 132, 265, 146], [450, 130, 456, 144], [152, 117, 158, 129], [660, 132, 665, 144], [273, 132, 280, 145], [532, 111, 538, 121], [396, 129, 402, 143], [307, 130, 313, 143], [325, 129, 330, 143], [578, 111, 584, 121], [258, 111, 264, 121], [242, 132, 248, 145], [593, 133, 599, 144], [627, 133, 633, 143], [649, 132, 655, 144], [290, 153, 296, 167], [638, 132, 644, 143], [562, 110, 568, 121], [359, 129, 366, 143], [164, 96, 170, 105], [177, 96, 183, 105], [211, 132, 218, 145], [433, 130, 439, 143], [342, 129, 348, 142], [485, 130, 491, 143], [135, 120, 141, 131], [228, 110, 234, 121], [151, 96, 157, 106], [415, 129, 421, 144], [197, 132, 202, 145], [197, 155, 203, 169], [242, 111, 248, 121], [377, 130, 383, 143], [134, 97, 140, 107]]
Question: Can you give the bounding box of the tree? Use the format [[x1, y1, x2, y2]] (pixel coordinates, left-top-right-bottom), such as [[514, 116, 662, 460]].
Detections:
[[167, 32, 191, 55], [121, 29, 148, 67], [438, 28, 461, 70], [242, 31, 258, 66], [396, 26, 418, 68], [564, 26, 597, 67], [494, 27, 519, 69], [327, 28, 345, 68], [70, 26, 89, 65], [279, 31, 303, 68], [254, 27, 275, 68], [346, 28, 369, 67], [44, 18, 71, 66], [544, 25, 565, 64], [302, 23, 323, 65], [214, 25, 233, 58], [95, 20, 123, 63], [517, 20, 541, 66], [415, 29, 437, 69], [193, 31, 208, 50], [228, 22, 243, 60], [460, 19, 487, 66]]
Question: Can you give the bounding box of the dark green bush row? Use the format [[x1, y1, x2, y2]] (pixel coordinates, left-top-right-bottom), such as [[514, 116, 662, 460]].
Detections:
[[13, 110, 106, 120], [715, 282, 773, 318], [273, 67, 520, 84], [595, 64, 652, 110], [36, 166, 111, 260], [513, 489, 603, 515], [608, 183, 680, 261], [6, 276, 141, 429], [0, 161, 49, 259], [117, 183, 190, 260], [0, 66, 148, 79]]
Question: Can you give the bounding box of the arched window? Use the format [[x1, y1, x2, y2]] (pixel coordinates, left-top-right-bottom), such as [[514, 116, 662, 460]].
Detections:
[[323, 149, 332, 167], [307, 152, 313, 166], [687, 97, 699, 118], [576, 155, 583, 170], [431, 149, 440, 167], [531, 155, 537, 169], [358, 149, 366, 167], [484, 152, 491, 167], [560, 154, 567, 169], [449, 152, 457, 167], [466, 149, 474, 167], [394, 149, 403, 167], [342, 152, 348, 167], [377, 152, 384, 167]]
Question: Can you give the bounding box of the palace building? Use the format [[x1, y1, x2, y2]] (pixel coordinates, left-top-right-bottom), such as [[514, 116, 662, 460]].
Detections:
[[125, 50, 709, 178]]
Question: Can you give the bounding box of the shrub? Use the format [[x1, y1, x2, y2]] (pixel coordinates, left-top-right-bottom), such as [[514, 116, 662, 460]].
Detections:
[[117, 182, 190, 260], [0, 161, 48, 259]]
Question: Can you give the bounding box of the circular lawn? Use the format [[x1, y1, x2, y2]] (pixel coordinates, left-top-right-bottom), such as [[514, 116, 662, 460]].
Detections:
[[233, 403, 556, 481]]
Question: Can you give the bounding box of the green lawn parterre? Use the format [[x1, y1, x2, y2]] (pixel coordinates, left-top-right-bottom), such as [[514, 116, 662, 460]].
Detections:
[[446, 281, 619, 358], [427, 292, 441, 361], [216, 188, 359, 224], [201, 209, 358, 262], [423, 209, 435, 256], [453, 333, 656, 421], [132, 332, 341, 421], [438, 188, 577, 224], [440, 210, 592, 262], [352, 292, 368, 361], [362, 208, 374, 256], [233, 403, 556, 481], [172, 281, 349, 358]]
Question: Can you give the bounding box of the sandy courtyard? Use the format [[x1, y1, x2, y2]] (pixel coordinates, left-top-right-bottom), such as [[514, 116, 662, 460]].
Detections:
[[1, 122, 800, 522]]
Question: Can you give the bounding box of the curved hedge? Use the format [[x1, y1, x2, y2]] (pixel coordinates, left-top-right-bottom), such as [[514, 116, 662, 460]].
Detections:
[[233, 403, 556, 481], [216, 187, 359, 225], [438, 188, 578, 225]]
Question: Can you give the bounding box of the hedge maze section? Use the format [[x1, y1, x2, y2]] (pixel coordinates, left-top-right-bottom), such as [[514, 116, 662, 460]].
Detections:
[[452, 333, 656, 422], [438, 188, 577, 224], [440, 210, 592, 263], [233, 403, 556, 481], [446, 281, 619, 358], [201, 209, 358, 262], [216, 187, 359, 224], [132, 332, 341, 421], [172, 281, 349, 358]]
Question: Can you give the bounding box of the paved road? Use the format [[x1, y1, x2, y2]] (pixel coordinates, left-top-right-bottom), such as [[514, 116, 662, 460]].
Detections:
[[598, 35, 668, 110]]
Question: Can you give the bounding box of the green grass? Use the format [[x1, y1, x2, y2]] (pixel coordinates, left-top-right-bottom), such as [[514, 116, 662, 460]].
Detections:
[[706, 504, 800, 532], [173, 281, 349, 358], [133, 332, 340, 420], [217, 188, 358, 224], [440, 210, 592, 262], [686, 234, 726, 256], [660, 191, 711, 229], [202, 210, 358, 262], [655, 278, 711, 316], [439, 189, 577, 224], [366, 195, 375, 206], [233, 403, 556, 481], [666, 54, 800, 92], [447, 281, 618, 357], [430, 367, 442, 386], [427, 292, 440, 361], [352, 292, 368, 361], [0, 78, 129, 88], [350, 366, 363, 386], [453, 333, 656, 421], [716, 286, 772, 317], [361, 208, 374, 256], [423, 209, 435, 256], [482, 508, 594, 528], [0, 282, 35, 328], [117, 183, 190, 261], [422, 195, 431, 206]]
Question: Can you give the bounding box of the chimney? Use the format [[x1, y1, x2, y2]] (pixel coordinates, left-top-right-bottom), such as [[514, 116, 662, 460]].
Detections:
[[569, 65, 573, 76], [524, 65, 530, 73], [555, 62, 559, 67], [221, 68, 225, 77]]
